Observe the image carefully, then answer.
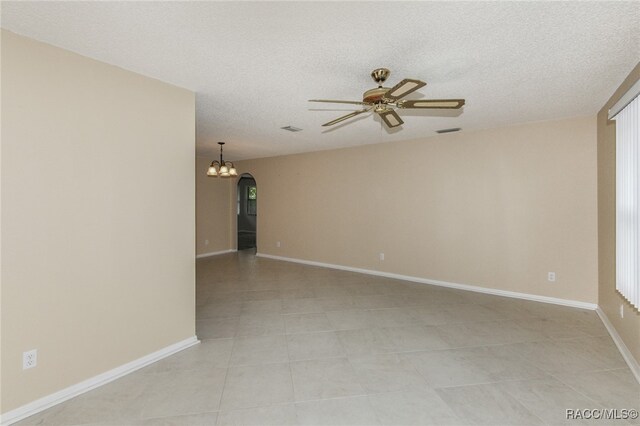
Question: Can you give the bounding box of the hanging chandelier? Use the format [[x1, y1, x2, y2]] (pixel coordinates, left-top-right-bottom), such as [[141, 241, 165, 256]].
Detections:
[[207, 142, 238, 178]]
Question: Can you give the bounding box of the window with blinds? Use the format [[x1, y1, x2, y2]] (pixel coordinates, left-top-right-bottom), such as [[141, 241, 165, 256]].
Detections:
[[614, 94, 640, 310], [247, 185, 257, 216]]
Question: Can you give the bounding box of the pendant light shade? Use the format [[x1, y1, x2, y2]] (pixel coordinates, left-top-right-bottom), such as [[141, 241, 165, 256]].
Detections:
[[207, 142, 237, 179]]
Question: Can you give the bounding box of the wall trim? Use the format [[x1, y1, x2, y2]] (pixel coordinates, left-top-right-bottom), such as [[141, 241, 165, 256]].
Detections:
[[196, 249, 236, 259], [256, 253, 598, 310], [1, 336, 200, 426], [595, 307, 640, 384]]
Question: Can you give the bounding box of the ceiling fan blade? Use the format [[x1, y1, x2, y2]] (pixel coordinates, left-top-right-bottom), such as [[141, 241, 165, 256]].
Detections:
[[309, 99, 370, 106], [378, 109, 404, 128], [383, 79, 426, 101], [322, 109, 370, 127], [397, 99, 465, 109]]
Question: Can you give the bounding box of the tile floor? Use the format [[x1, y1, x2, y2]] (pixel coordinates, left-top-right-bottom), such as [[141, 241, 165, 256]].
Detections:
[[18, 250, 640, 425]]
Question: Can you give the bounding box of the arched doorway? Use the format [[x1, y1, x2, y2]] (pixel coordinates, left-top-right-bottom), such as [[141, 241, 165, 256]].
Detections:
[[237, 173, 257, 251]]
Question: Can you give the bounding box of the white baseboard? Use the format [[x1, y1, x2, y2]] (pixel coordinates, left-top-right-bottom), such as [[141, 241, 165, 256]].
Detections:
[[1, 336, 200, 426], [196, 249, 236, 259], [596, 307, 640, 384], [256, 253, 598, 310]]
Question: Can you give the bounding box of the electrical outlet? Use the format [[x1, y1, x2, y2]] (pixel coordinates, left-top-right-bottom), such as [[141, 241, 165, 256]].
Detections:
[[23, 349, 37, 370], [620, 304, 624, 318], [547, 272, 556, 282], [379, 253, 385, 261], [204, 239, 209, 246], [276, 241, 281, 248]]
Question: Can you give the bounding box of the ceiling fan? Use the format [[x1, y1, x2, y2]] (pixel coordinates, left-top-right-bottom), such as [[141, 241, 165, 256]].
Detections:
[[309, 68, 465, 128]]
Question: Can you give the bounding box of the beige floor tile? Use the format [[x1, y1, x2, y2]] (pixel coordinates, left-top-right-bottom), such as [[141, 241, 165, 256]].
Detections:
[[141, 367, 227, 419], [436, 320, 547, 348], [235, 312, 285, 337], [401, 345, 548, 388], [406, 306, 451, 326], [553, 368, 640, 410], [346, 281, 390, 296], [512, 318, 593, 340], [229, 334, 289, 366], [436, 383, 544, 425], [366, 308, 421, 328], [353, 295, 398, 309], [220, 363, 293, 410], [284, 312, 334, 334], [494, 378, 608, 425], [290, 357, 365, 401], [503, 338, 624, 375], [207, 292, 247, 305], [147, 339, 233, 373], [574, 321, 610, 337], [368, 386, 461, 425], [216, 404, 298, 426], [139, 411, 219, 425], [286, 331, 346, 361], [480, 298, 549, 320], [244, 290, 282, 301], [561, 336, 628, 370], [197, 301, 244, 320], [326, 309, 370, 330], [245, 280, 281, 292], [197, 317, 240, 340], [437, 303, 509, 323], [295, 396, 380, 426], [241, 299, 283, 315], [349, 353, 428, 393], [386, 294, 427, 307], [279, 288, 317, 300], [318, 296, 357, 311], [312, 285, 352, 298], [281, 298, 323, 314], [385, 325, 451, 352], [336, 328, 396, 357]]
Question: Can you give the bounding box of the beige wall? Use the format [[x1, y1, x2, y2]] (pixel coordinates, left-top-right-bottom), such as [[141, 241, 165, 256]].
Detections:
[[196, 156, 233, 255], [1, 31, 196, 413], [597, 62, 640, 363], [231, 116, 598, 304]]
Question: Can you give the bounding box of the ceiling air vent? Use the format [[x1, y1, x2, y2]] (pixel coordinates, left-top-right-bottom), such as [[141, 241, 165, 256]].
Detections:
[[436, 127, 461, 134], [281, 126, 302, 132]]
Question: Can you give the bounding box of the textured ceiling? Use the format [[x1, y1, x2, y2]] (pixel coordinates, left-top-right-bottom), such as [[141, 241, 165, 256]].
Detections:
[[2, 1, 639, 161]]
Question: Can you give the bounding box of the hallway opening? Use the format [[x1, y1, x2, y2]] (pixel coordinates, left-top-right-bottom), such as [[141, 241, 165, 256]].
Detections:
[[237, 173, 257, 251]]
